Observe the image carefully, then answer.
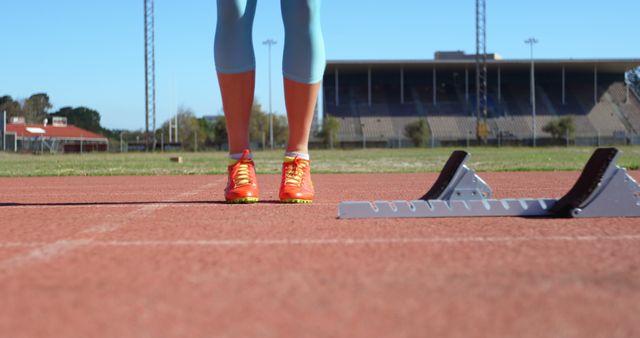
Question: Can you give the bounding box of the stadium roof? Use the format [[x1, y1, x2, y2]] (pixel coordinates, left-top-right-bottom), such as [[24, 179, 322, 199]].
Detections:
[[326, 59, 640, 73], [6, 124, 107, 141]]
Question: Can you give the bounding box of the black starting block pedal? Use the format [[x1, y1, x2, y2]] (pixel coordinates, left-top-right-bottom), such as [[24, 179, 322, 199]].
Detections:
[[419, 150, 492, 201], [551, 148, 640, 218]]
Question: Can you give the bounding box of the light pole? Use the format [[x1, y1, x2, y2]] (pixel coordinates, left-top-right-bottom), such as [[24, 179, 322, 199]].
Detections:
[[263, 38, 277, 150], [525, 37, 539, 147]]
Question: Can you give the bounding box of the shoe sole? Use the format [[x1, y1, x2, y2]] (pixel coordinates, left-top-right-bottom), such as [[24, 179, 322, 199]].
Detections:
[[226, 197, 260, 204], [280, 199, 313, 204]]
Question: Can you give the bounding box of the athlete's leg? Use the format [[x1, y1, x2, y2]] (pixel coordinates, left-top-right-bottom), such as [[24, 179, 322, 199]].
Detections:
[[215, 0, 259, 203], [217, 71, 255, 154], [283, 79, 321, 153], [281, 0, 326, 153], [279, 0, 325, 203], [214, 0, 257, 154]]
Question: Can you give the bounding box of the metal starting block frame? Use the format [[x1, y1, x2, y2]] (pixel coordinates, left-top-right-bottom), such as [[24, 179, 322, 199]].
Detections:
[[338, 148, 640, 219]]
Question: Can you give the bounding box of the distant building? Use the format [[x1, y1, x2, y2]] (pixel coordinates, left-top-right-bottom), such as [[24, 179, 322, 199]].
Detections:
[[322, 57, 640, 147], [434, 50, 503, 61], [1, 115, 108, 153]]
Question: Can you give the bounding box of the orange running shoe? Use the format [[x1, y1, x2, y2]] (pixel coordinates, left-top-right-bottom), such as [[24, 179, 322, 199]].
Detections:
[[224, 149, 259, 204], [279, 156, 314, 204]]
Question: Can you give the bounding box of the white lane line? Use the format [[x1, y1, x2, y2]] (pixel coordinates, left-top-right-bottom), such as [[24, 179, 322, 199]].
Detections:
[[0, 181, 221, 276], [2, 234, 640, 249], [0, 242, 42, 248], [0, 240, 91, 273], [88, 235, 640, 246], [78, 184, 218, 233]]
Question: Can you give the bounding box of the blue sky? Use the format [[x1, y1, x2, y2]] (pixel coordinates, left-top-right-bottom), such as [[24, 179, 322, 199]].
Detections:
[[2, 0, 638, 130]]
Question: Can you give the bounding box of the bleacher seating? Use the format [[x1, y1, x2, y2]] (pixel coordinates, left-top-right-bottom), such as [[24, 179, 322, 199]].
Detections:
[[503, 85, 532, 116], [606, 83, 640, 134], [429, 102, 469, 116], [427, 117, 476, 141], [391, 117, 422, 138], [619, 104, 640, 134], [361, 117, 395, 141], [324, 68, 640, 144], [336, 117, 362, 142], [493, 116, 533, 139], [607, 82, 627, 104], [587, 101, 628, 137], [570, 83, 596, 113], [573, 115, 598, 137], [545, 84, 585, 116]]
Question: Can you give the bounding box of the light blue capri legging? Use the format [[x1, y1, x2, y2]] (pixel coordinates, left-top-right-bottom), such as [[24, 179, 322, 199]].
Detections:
[[214, 0, 325, 84]]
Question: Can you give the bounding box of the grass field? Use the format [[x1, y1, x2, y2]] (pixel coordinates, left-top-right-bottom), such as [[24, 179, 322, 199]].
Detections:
[[0, 146, 638, 177]]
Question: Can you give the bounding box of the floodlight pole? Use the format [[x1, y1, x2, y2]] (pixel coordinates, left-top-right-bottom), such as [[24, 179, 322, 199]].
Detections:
[[144, 0, 157, 152], [475, 0, 488, 143], [263, 39, 277, 150], [525, 37, 539, 147]]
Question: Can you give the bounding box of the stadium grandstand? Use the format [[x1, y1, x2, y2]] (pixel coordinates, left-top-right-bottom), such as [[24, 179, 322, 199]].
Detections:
[[0, 113, 108, 153], [322, 51, 640, 147]]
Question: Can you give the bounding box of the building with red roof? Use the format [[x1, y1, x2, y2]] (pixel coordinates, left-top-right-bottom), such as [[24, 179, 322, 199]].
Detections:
[[1, 114, 109, 153]]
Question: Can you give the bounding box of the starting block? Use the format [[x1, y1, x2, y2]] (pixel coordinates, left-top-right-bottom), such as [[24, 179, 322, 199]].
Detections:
[[338, 148, 640, 219]]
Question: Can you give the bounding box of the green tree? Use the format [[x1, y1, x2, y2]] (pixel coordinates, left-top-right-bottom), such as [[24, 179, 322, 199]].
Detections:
[[248, 100, 287, 148], [542, 116, 575, 141], [404, 119, 430, 147], [272, 114, 288, 146], [23, 93, 52, 124], [249, 101, 268, 146], [51, 106, 102, 133], [198, 117, 216, 148], [211, 116, 228, 150], [626, 67, 640, 95], [0, 96, 22, 120], [317, 115, 340, 148], [174, 106, 207, 151], [158, 109, 218, 150]]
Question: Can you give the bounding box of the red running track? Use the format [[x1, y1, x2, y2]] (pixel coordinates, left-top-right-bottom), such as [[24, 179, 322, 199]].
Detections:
[[0, 172, 639, 338]]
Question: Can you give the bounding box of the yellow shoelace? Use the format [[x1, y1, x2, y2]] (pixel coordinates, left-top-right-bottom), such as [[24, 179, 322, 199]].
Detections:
[[233, 162, 252, 186], [284, 159, 307, 187]]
